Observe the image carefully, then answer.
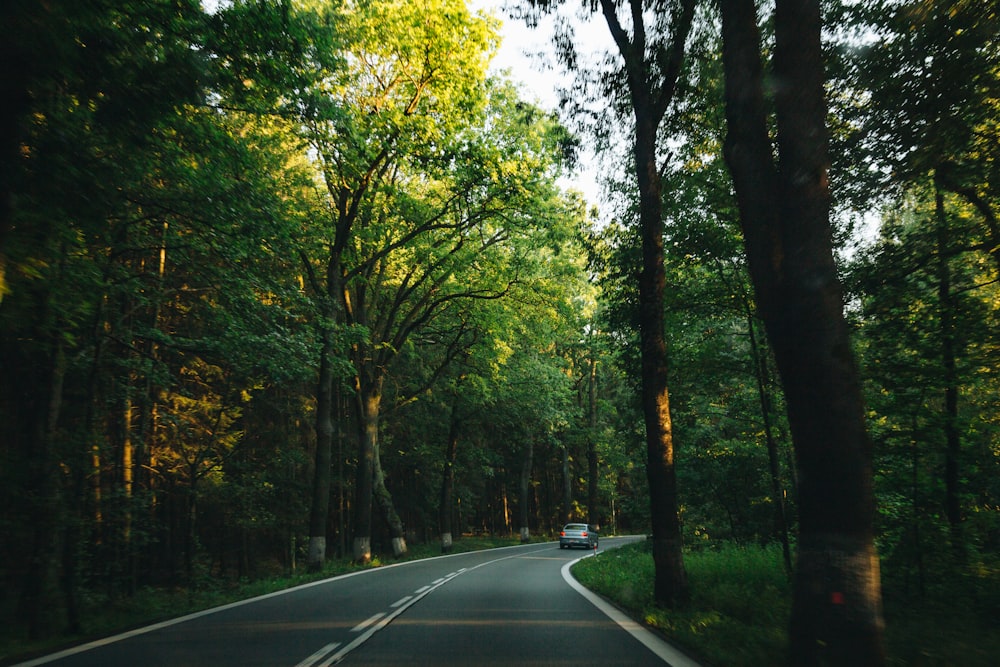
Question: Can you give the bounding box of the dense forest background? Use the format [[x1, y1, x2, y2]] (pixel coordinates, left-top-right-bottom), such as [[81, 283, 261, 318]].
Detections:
[[1, 0, 998, 661]]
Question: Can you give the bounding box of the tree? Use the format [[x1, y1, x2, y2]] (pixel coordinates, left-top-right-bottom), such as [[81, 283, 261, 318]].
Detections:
[[250, 0, 499, 566], [525, 0, 697, 607], [285, 0, 586, 564], [836, 0, 1000, 257], [835, 0, 1000, 562], [597, 0, 697, 609], [0, 0, 215, 634], [845, 178, 1000, 593], [717, 0, 885, 663], [1, 0, 323, 638]]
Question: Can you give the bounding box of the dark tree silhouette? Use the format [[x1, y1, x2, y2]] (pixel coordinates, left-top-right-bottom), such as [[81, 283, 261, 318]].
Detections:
[[718, 0, 886, 663]]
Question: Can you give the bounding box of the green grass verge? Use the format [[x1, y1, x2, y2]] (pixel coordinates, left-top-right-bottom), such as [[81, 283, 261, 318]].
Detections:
[[572, 540, 1000, 667], [574, 541, 790, 666], [0, 535, 520, 665]]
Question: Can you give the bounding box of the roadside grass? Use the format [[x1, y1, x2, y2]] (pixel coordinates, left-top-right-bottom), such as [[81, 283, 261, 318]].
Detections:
[[572, 539, 1000, 667], [573, 540, 789, 666], [10, 535, 996, 667], [0, 535, 519, 665]]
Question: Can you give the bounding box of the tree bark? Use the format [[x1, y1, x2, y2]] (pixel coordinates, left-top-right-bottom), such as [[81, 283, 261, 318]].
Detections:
[[598, 0, 695, 608], [351, 372, 378, 563], [719, 0, 885, 663], [373, 440, 407, 557], [519, 440, 534, 542], [561, 444, 572, 524], [306, 242, 348, 570], [306, 326, 335, 571], [934, 182, 963, 558], [587, 357, 600, 528], [747, 310, 793, 574], [439, 408, 460, 552], [635, 99, 689, 608], [21, 337, 66, 639]]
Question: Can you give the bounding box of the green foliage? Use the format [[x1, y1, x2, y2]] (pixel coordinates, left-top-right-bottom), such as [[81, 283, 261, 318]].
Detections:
[[574, 541, 791, 666], [0, 533, 520, 663], [574, 540, 1000, 667], [3, 0, 999, 660], [846, 176, 1000, 571]]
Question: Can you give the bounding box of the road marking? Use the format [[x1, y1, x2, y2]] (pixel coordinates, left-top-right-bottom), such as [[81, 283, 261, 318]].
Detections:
[[13, 540, 571, 667], [318, 555, 530, 664], [390, 595, 413, 608], [561, 556, 704, 667], [351, 612, 385, 632], [293, 642, 341, 667]]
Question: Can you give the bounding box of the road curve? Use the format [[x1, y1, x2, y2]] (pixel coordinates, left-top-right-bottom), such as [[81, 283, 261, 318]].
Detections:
[[14, 537, 701, 667]]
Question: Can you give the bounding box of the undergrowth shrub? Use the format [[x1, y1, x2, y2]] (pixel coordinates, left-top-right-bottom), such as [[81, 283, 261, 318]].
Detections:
[[573, 539, 1000, 667]]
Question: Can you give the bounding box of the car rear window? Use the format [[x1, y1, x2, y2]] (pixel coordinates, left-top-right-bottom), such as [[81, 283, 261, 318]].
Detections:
[[565, 524, 587, 530]]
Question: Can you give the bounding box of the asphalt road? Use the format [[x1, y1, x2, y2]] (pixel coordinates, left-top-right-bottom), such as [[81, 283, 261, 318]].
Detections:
[[15, 537, 700, 667]]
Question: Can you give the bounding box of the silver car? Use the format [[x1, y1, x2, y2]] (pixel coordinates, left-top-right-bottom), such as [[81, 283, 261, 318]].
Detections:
[[559, 523, 599, 549]]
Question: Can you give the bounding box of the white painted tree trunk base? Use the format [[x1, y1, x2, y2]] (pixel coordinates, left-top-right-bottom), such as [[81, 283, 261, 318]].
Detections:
[[391, 536, 407, 557], [519, 526, 530, 543], [306, 536, 326, 570], [353, 536, 371, 563], [441, 532, 453, 552]]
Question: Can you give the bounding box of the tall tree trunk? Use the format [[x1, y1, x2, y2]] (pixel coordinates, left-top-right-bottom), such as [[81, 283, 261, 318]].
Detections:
[[336, 385, 346, 560], [909, 416, 926, 597], [307, 246, 347, 570], [439, 408, 460, 552], [635, 108, 689, 608], [719, 0, 885, 664], [561, 445, 572, 524], [307, 327, 335, 571], [934, 181, 963, 558], [61, 464, 84, 635], [21, 337, 66, 639], [373, 440, 407, 557], [123, 396, 133, 560], [599, 0, 695, 608], [587, 357, 600, 528], [747, 310, 793, 574], [351, 375, 376, 563], [501, 480, 511, 535], [519, 441, 534, 542], [185, 474, 197, 584]]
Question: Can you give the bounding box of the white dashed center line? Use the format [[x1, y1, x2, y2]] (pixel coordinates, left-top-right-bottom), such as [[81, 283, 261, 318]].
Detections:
[[293, 642, 341, 667], [350, 613, 385, 633], [295, 551, 545, 665]]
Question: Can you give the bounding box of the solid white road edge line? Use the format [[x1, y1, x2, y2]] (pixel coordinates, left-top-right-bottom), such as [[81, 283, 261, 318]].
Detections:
[[561, 557, 703, 667], [11, 542, 551, 667]]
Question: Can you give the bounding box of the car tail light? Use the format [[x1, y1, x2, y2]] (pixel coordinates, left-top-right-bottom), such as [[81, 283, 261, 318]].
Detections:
[[560, 531, 565, 536], [581, 531, 588, 536]]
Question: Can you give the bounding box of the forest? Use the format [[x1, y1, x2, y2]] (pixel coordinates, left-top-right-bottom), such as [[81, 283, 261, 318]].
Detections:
[[1, 0, 998, 665]]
